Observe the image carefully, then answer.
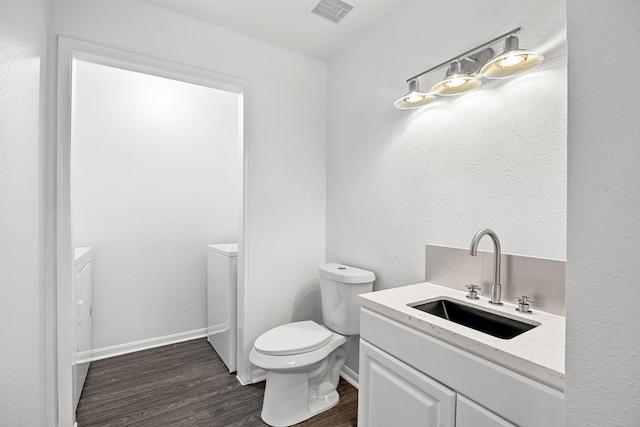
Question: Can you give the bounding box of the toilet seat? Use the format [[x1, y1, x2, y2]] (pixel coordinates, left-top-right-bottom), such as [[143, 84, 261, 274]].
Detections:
[[254, 321, 332, 356]]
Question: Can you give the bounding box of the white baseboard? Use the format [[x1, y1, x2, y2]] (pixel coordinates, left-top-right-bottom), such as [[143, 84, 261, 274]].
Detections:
[[235, 367, 266, 385], [251, 368, 267, 384], [253, 369, 267, 383], [90, 328, 208, 361], [238, 365, 358, 390], [340, 365, 359, 390]]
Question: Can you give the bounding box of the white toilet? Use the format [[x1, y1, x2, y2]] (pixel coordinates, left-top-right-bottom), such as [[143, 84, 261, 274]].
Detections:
[[249, 263, 375, 427]]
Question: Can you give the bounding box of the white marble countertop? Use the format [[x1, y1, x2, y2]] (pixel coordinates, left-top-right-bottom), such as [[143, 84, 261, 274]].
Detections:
[[359, 282, 565, 390]]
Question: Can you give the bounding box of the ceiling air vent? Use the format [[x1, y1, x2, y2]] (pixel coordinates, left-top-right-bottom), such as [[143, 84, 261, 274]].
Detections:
[[308, 0, 356, 24]]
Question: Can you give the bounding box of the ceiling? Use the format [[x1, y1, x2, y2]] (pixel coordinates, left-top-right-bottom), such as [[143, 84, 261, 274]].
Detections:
[[139, 0, 413, 60]]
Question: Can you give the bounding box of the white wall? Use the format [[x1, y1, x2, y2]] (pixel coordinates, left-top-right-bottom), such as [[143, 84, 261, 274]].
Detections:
[[52, 0, 327, 382], [327, 0, 565, 375], [0, 0, 49, 425], [72, 60, 240, 350], [327, 0, 567, 292], [566, 1, 640, 424]]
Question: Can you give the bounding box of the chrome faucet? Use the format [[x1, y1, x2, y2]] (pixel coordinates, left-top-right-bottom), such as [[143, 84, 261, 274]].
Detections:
[[469, 229, 503, 305]]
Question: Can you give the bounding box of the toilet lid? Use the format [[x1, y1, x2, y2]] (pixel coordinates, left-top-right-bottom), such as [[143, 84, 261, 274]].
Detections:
[[254, 321, 333, 356]]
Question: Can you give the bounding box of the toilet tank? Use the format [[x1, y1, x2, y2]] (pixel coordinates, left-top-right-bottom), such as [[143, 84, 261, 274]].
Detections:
[[319, 263, 375, 335]]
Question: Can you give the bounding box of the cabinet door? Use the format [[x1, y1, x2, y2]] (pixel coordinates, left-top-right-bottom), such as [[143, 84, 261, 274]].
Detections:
[[457, 395, 517, 427], [358, 340, 456, 427]]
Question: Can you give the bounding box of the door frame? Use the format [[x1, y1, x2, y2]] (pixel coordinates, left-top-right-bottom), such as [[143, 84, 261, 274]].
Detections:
[[55, 36, 252, 426]]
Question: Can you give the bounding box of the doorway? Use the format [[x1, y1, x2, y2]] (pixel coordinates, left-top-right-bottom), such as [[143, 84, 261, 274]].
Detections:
[[56, 37, 251, 427]]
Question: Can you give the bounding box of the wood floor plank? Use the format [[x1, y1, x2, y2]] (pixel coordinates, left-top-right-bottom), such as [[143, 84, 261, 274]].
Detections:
[[77, 338, 358, 427]]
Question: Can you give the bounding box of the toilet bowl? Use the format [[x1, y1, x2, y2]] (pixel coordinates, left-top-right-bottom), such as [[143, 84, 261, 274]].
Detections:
[[250, 321, 347, 426], [249, 263, 375, 427]]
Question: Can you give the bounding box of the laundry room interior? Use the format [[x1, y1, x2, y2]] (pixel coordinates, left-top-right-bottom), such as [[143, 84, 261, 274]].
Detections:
[[71, 59, 242, 358]]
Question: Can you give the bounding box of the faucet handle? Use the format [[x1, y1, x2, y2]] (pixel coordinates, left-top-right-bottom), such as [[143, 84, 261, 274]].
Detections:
[[465, 284, 481, 300], [515, 296, 534, 314]]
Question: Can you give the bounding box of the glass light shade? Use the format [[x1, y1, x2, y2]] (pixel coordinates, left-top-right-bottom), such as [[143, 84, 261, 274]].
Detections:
[[394, 80, 436, 109], [481, 35, 543, 79], [481, 50, 543, 78], [432, 74, 481, 96], [431, 61, 481, 96]]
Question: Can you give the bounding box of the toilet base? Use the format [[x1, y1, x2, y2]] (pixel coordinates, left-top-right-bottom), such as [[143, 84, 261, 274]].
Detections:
[[261, 372, 339, 427], [259, 347, 346, 427]]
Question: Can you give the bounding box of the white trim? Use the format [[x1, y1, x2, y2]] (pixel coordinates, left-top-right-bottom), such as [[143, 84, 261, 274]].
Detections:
[[235, 367, 267, 385], [249, 368, 267, 385], [252, 368, 268, 384], [56, 36, 76, 427], [55, 36, 252, 427], [236, 368, 267, 385], [90, 329, 208, 362], [239, 366, 359, 389], [340, 366, 359, 390], [236, 88, 253, 385]]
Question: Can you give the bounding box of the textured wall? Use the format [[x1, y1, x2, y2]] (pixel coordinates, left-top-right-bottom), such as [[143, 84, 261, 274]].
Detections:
[[566, 1, 640, 424], [327, 0, 567, 292], [72, 60, 241, 350], [327, 0, 566, 374], [0, 0, 48, 425]]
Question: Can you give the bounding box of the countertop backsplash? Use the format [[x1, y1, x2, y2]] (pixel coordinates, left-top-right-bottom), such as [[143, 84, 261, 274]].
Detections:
[[425, 245, 566, 316]]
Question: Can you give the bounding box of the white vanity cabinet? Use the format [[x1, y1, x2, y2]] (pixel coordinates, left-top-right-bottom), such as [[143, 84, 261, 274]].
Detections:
[[358, 308, 563, 427]]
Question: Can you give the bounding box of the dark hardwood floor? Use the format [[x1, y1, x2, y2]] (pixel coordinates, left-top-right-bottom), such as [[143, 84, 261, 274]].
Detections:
[[76, 338, 358, 426]]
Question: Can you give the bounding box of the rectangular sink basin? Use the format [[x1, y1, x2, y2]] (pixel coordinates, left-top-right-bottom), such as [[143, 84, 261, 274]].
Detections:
[[409, 298, 539, 339]]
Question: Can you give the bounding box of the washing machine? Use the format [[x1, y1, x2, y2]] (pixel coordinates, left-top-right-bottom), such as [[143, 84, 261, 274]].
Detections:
[[74, 246, 93, 410], [207, 243, 238, 373]]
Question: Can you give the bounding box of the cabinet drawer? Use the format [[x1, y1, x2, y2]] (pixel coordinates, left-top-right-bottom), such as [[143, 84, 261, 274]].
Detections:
[[358, 340, 456, 427]]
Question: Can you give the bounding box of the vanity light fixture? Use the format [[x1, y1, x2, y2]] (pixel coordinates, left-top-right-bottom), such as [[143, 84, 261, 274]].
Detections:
[[481, 35, 544, 79], [394, 27, 543, 109], [393, 80, 435, 109], [431, 60, 481, 96]]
